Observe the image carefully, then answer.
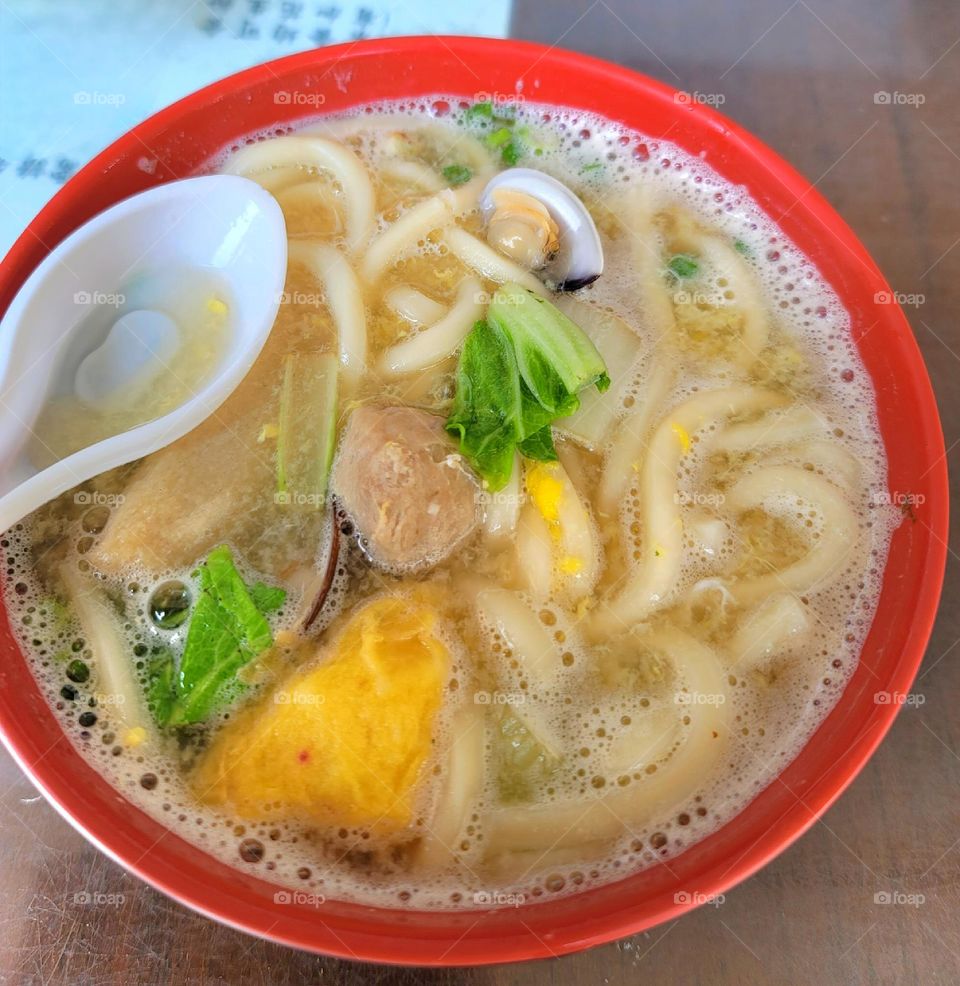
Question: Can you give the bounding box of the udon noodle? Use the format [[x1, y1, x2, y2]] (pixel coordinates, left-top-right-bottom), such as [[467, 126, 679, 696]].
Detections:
[[2, 97, 900, 909]]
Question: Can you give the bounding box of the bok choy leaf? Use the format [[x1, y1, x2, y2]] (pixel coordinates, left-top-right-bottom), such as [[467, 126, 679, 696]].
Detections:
[[445, 283, 609, 490], [158, 545, 285, 727]]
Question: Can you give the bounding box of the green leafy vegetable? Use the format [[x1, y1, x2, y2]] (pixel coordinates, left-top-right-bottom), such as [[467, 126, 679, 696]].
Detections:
[[484, 126, 522, 166], [445, 283, 609, 490], [441, 163, 472, 186], [446, 318, 523, 491], [486, 126, 513, 149], [517, 424, 558, 461], [733, 238, 751, 257], [248, 582, 287, 613], [500, 140, 522, 166], [667, 253, 699, 279], [463, 101, 525, 165], [491, 284, 610, 399], [145, 650, 176, 727], [464, 101, 494, 122], [581, 161, 603, 174], [163, 546, 284, 726]]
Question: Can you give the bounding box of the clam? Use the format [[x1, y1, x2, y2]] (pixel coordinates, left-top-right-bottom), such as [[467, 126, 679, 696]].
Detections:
[[479, 168, 604, 291]]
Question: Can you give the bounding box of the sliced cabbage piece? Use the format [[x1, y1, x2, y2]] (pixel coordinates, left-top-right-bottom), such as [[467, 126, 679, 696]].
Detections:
[[494, 707, 561, 803]]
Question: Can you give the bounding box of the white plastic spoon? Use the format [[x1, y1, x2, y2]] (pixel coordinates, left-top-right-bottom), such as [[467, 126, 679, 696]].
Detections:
[[0, 175, 287, 531]]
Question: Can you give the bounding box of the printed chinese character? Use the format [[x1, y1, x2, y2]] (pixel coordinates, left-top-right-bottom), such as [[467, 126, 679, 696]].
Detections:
[[49, 158, 77, 183], [273, 22, 298, 42], [17, 157, 46, 179]]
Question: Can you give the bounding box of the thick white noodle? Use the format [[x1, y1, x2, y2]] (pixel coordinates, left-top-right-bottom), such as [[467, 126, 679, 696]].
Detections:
[[597, 361, 675, 518], [515, 503, 553, 599], [553, 460, 601, 602], [287, 241, 367, 390], [275, 180, 342, 233], [362, 177, 486, 283], [482, 629, 730, 855], [246, 165, 307, 194], [697, 234, 769, 362], [595, 387, 785, 631], [417, 706, 485, 869], [725, 465, 858, 606], [442, 226, 547, 296], [442, 174, 487, 215], [224, 136, 375, 253], [605, 706, 678, 776], [384, 285, 446, 326], [793, 438, 862, 489], [475, 588, 564, 690], [381, 158, 444, 193], [481, 453, 522, 538], [729, 592, 810, 671], [487, 844, 609, 880], [517, 459, 601, 603], [624, 184, 675, 337], [59, 564, 144, 735], [715, 405, 827, 453], [363, 196, 453, 282], [379, 276, 484, 374], [421, 125, 498, 177]]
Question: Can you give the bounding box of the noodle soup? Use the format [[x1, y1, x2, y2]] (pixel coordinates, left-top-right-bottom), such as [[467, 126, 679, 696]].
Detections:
[[2, 98, 899, 909]]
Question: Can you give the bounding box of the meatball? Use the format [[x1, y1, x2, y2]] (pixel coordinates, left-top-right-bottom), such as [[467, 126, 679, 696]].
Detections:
[[331, 405, 479, 570]]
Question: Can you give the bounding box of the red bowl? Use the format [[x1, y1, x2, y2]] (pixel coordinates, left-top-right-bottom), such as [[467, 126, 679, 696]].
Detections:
[[0, 36, 947, 965]]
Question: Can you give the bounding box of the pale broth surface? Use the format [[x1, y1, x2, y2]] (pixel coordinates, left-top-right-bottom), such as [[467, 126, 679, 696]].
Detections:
[[2, 99, 900, 908]]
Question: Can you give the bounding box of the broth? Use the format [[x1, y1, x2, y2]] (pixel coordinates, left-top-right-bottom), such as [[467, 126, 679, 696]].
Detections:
[[2, 97, 901, 909]]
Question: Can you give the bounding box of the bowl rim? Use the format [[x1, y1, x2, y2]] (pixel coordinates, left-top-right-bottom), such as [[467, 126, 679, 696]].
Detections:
[[0, 34, 948, 966]]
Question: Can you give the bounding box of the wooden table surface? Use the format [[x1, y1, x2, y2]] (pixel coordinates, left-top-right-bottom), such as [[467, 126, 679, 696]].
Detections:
[[2, 1, 958, 983]]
